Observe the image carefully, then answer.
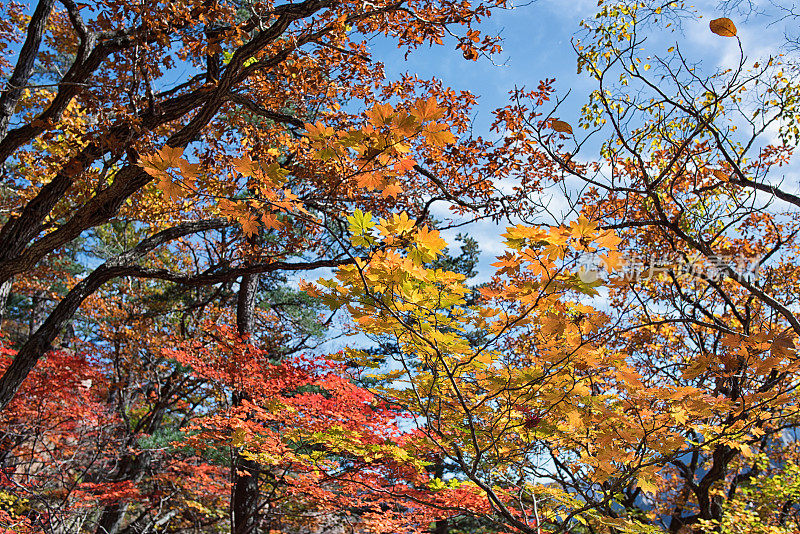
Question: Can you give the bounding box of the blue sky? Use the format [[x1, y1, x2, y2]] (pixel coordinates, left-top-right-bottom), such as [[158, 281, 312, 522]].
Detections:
[[378, 0, 599, 132], [368, 0, 605, 274], [366, 0, 796, 280], [389, 0, 790, 125]]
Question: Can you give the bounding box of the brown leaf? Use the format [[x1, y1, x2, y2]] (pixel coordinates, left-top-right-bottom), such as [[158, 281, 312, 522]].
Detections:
[[551, 119, 573, 134], [771, 331, 796, 359], [710, 18, 737, 37], [711, 169, 729, 181]]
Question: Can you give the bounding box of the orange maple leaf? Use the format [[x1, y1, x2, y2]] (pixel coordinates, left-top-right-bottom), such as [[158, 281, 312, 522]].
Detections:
[[156, 177, 184, 202], [394, 158, 416, 173], [423, 123, 455, 146], [381, 182, 403, 199], [261, 212, 282, 229], [356, 173, 386, 191], [240, 214, 259, 237], [412, 97, 445, 122], [159, 145, 185, 167], [415, 225, 446, 255], [232, 155, 259, 177], [366, 103, 394, 127]]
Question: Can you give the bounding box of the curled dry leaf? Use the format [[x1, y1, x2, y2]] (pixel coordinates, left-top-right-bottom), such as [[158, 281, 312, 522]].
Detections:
[[551, 119, 573, 134], [709, 17, 737, 37]]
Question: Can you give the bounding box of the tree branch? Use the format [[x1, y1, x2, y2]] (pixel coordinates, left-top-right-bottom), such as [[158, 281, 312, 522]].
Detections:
[[0, 0, 56, 140]]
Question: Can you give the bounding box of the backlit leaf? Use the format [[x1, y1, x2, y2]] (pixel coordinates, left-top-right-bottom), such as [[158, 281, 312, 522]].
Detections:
[[710, 17, 737, 37]]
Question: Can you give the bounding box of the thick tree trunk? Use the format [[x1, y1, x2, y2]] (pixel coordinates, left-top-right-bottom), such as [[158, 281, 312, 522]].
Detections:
[[29, 291, 45, 336], [0, 0, 56, 141], [236, 273, 259, 335], [94, 455, 140, 534], [96, 499, 131, 534], [432, 456, 448, 534], [232, 409, 262, 534], [0, 279, 11, 327], [232, 272, 261, 534], [93, 372, 177, 534]]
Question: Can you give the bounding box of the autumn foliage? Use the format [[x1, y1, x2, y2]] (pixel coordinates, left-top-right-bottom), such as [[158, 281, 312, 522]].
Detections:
[[3, 0, 800, 532]]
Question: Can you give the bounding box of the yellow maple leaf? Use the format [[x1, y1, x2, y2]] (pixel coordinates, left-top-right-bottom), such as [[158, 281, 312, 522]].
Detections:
[[378, 212, 415, 237], [366, 103, 394, 127], [566, 411, 583, 430], [637, 476, 658, 495], [594, 230, 621, 250], [672, 407, 688, 425], [415, 226, 446, 256], [304, 121, 334, 138], [569, 216, 599, 238]]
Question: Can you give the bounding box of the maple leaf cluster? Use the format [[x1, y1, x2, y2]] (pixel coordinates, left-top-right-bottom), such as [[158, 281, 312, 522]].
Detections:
[[3, 0, 800, 533]]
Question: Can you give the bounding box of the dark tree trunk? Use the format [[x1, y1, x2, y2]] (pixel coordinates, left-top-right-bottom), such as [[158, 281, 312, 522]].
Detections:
[[0, 279, 11, 327], [93, 371, 177, 534], [432, 455, 448, 534], [0, 0, 56, 141], [94, 454, 140, 534], [232, 272, 261, 534]]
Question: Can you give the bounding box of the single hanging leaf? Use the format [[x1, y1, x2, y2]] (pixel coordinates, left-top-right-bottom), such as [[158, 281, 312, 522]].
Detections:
[[710, 18, 737, 37], [711, 169, 729, 181], [551, 119, 573, 134]]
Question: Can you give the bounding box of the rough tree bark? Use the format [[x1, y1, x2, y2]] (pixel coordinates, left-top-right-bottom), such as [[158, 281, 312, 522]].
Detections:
[[232, 271, 262, 534]]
